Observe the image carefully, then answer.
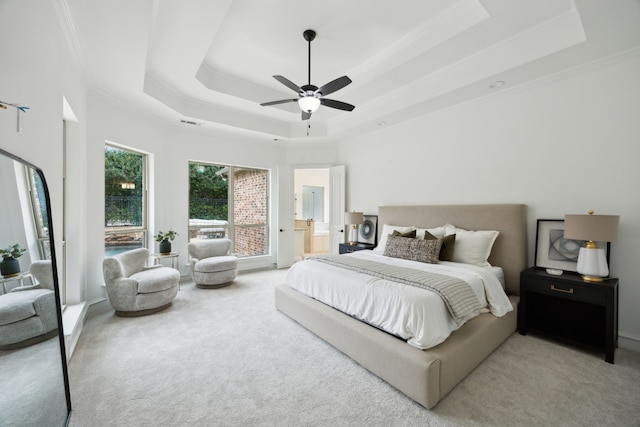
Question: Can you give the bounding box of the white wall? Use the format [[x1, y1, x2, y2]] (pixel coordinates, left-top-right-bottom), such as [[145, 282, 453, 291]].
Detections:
[[285, 141, 339, 165], [0, 0, 87, 304], [339, 53, 640, 349]]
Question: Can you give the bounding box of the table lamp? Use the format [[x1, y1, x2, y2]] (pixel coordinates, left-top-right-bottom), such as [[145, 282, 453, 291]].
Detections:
[[564, 210, 619, 282], [344, 211, 364, 246]]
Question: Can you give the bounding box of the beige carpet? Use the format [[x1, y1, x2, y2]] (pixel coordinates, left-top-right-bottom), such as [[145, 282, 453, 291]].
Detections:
[[1, 337, 69, 426], [68, 268, 640, 426]]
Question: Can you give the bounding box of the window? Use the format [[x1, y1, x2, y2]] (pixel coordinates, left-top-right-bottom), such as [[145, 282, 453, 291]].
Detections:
[[26, 167, 51, 260], [189, 162, 269, 258], [302, 185, 324, 221], [104, 145, 147, 256]]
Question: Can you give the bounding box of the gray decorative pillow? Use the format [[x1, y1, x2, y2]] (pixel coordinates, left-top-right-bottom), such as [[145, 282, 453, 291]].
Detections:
[[384, 235, 443, 264], [391, 229, 417, 238]]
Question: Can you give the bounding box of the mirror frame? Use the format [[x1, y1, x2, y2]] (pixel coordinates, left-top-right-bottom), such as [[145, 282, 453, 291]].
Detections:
[[0, 147, 72, 424]]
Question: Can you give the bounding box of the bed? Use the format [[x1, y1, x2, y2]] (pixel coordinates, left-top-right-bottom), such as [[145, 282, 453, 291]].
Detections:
[[275, 204, 527, 408]]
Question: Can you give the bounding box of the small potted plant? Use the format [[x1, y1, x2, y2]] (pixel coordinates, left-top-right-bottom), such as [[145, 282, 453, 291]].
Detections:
[[0, 243, 27, 278], [154, 230, 178, 255]]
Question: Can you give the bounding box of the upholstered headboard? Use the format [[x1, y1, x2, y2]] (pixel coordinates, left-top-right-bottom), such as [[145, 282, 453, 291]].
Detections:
[[377, 204, 527, 296]]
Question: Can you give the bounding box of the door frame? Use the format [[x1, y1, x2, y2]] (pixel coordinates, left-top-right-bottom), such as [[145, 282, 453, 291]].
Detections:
[[277, 165, 345, 268]]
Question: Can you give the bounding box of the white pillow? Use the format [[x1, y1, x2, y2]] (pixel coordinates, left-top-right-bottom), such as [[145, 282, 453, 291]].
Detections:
[[416, 227, 446, 239], [373, 224, 416, 253], [443, 223, 499, 267]]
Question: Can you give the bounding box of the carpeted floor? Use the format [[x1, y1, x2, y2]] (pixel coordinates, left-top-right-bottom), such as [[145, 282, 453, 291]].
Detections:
[[1, 338, 69, 426], [68, 268, 640, 426]]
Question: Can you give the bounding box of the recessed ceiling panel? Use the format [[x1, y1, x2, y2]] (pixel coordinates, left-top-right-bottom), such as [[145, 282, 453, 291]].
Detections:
[[61, 0, 640, 142]]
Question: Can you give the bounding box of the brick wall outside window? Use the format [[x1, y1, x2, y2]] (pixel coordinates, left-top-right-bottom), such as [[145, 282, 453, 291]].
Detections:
[[234, 169, 268, 256]]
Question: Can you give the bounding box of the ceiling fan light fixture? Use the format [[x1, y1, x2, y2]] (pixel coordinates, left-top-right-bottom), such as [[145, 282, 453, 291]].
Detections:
[[298, 96, 320, 113], [260, 29, 354, 118]]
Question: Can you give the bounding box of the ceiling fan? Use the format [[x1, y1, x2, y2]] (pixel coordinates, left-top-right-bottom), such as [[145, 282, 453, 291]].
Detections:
[[260, 29, 355, 121]]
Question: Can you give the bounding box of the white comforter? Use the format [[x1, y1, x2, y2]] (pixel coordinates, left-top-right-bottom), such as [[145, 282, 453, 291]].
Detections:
[[285, 250, 513, 350]]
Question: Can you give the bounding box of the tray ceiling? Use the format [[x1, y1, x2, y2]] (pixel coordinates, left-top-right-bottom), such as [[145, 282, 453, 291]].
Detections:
[[62, 0, 640, 143]]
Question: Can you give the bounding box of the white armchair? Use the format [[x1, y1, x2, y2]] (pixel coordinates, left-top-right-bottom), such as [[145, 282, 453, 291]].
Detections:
[[188, 239, 238, 288], [103, 248, 179, 316], [0, 260, 58, 349]]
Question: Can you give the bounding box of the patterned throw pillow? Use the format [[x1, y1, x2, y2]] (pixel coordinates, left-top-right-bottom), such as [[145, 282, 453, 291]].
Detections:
[[373, 225, 416, 254], [383, 235, 443, 264]]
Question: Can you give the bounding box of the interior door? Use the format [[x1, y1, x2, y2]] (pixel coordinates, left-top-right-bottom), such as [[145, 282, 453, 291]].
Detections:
[[276, 166, 294, 268], [329, 165, 345, 254]]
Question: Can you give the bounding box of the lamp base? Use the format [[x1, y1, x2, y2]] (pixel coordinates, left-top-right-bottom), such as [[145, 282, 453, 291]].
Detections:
[[576, 247, 608, 283], [348, 224, 359, 246]]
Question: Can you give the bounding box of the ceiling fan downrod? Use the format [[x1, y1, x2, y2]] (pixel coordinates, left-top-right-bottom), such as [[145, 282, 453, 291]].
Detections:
[[303, 29, 316, 87]]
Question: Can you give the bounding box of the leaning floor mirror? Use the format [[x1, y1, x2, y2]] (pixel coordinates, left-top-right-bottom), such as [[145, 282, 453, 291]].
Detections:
[[0, 148, 71, 426]]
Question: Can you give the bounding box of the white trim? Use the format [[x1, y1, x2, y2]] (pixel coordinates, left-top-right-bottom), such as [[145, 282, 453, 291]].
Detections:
[[51, 0, 94, 87], [618, 332, 640, 353], [62, 300, 91, 360]]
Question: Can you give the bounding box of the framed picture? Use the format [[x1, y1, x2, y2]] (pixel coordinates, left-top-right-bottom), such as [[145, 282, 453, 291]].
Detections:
[[534, 219, 610, 273], [358, 215, 378, 245]]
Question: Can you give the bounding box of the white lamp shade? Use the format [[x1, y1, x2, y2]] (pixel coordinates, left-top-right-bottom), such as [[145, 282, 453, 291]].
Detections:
[[298, 96, 321, 113]]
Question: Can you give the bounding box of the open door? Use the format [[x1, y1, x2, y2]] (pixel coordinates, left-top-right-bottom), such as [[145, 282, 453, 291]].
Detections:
[[279, 165, 345, 266], [276, 166, 294, 268], [329, 165, 345, 254]]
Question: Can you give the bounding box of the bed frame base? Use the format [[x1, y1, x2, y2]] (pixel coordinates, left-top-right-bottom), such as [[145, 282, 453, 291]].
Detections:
[[275, 284, 518, 409]]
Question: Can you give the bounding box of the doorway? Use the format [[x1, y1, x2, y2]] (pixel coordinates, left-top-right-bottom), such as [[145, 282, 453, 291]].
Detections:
[[294, 168, 330, 259]]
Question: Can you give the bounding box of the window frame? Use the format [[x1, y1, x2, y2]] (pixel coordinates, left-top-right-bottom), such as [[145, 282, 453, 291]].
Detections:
[[25, 166, 51, 260], [188, 161, 270, 258], [104, 144, 149, 255]]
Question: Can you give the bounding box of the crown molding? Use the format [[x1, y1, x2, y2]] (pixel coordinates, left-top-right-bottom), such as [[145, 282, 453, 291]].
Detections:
[[51, 0, 94, 88]]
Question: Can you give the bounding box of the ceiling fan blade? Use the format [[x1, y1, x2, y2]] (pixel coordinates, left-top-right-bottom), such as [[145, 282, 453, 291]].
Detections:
[[273, 75, 302, 93], [320, 98, 355, 111], [316, 76, 352, 96], [301, 110, 312, 120], [260, 99, 298, 107]]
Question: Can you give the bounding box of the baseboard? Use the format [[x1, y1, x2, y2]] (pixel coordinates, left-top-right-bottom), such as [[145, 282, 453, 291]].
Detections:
[[618, 332, 640, 353], [62, 301, 89, 360], [177, 255, 275, 276], [62, 297, 106, 360], [238, 256, 276, 271]]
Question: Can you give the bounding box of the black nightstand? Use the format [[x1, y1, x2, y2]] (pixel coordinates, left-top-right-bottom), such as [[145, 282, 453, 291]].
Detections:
[[338, 242, 375, 254], [519, 268, 618, 363]]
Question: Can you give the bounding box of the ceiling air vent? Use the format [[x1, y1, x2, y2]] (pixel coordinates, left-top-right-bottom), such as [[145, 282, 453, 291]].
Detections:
[[180, 119, 201, 126]]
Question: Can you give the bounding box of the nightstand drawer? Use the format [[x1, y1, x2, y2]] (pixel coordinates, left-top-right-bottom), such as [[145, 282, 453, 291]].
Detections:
[[524, 276, 605, 305], [338, 243, 375, 254]]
